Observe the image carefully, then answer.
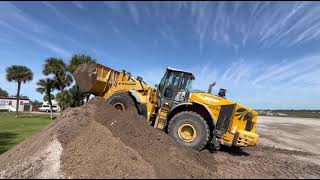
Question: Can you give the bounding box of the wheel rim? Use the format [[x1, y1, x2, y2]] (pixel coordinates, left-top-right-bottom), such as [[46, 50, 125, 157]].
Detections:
[[113, 103, 125, 111], [178, 123, 197, 143]]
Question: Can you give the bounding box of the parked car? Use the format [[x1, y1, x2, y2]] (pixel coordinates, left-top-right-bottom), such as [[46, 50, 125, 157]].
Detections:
[[38, 105, 58, 112]]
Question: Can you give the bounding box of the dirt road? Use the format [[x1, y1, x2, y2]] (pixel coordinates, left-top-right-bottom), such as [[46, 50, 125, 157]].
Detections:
[[257, 116, 320, 166], [0, 99, 319, 178], [258, 116, 320, 154]]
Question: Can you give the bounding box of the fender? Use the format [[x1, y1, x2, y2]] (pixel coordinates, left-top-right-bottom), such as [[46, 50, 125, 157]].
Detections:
[[128, 89, 147, 118], [191, 101, 216, 126], [170, 102, 193, 111], [128, 89, 143, 103], [170, 101, 216, 126]]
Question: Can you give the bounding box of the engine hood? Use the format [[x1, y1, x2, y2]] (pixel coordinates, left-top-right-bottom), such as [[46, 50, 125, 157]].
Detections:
[[189, 92, 258, 116]]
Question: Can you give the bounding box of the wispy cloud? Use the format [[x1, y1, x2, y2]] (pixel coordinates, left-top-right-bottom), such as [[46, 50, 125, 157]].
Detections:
[[42, 1, 75, 26], [72, 1, 85, 9], [0, 2, 50, 35], [285, 69, 320, 87], [159, 24, 179, 48], [180, 55, 320, 109], [252, 55, 320, 86], [135, 53, 320, 100], [42, 1, 97, 35], [252, 60, 300, 85], [168, 2, 320, 50], [184, 54, 320, 98], [174, 1, 188, 15], [38, 41, 71, 57], [34, 1, 320, 54], [222, 60, 252, 84], [104, 1, 121, 11], [0, 20, 71, 57], [109, 21, 120, 34], [127, 1, 139, 25], [0, 2, 71, 57], [254, 2, 320, 48]]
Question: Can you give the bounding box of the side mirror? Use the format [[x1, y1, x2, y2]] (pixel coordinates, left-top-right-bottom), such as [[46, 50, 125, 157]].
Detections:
[[155, 84, 159, 88], [137, 76, 143, 81]]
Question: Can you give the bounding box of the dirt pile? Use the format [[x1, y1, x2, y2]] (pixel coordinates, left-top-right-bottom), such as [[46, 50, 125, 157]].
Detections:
[[0, 97, 216, 179], [0, 97, 320, 179]]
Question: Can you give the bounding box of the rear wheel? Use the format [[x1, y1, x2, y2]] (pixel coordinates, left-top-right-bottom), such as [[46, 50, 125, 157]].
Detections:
[[106, 92, 138, 114], [168, 111, 210, 150]]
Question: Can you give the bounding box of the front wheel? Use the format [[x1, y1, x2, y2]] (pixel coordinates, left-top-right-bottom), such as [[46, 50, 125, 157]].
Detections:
[[168, 111, 210, 150], [106, 92, 138, 114]]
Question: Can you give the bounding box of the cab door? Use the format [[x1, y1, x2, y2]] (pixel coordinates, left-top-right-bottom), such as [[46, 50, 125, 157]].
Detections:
[[154, 69, 194, 129], [158, 71, 180, 107]]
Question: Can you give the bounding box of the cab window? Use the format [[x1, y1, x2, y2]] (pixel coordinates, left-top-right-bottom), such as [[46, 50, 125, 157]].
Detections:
[[163, 72, 181, 99]]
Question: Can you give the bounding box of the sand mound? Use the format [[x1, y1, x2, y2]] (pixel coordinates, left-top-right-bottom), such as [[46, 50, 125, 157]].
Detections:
[[0, 97, 319, 179], [0, 98, 215, 179]]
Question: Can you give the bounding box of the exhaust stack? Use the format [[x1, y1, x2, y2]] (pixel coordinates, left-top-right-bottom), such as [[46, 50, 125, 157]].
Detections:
[[207, 82, 216, 94]]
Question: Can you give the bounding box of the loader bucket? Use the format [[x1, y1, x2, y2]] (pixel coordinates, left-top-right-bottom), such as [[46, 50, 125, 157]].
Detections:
[[73, 63, 120, 95]]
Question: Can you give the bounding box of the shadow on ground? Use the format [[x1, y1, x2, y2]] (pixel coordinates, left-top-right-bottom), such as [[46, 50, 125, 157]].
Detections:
[[219, 145, 251, 156], [207, 144, 251, 156], [0, 132, 18, 154]]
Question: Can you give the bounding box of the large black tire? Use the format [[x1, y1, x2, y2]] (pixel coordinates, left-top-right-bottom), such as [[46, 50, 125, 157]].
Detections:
[[168, 111, 210, 150], [106, 92, 138, 114]]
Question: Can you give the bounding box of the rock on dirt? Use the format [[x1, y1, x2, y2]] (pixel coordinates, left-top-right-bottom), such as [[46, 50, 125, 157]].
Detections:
[[0, 97, 320, 179]]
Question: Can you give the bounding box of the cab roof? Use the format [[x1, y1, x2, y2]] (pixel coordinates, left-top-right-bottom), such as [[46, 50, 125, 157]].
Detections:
[[166, 66, 195, 77]]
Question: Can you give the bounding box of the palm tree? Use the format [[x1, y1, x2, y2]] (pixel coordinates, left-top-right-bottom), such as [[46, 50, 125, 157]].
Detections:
[[43, 58, 73, 92], [56, 90, 73, 111], [68, 85, 86, 107], [6, 65, 33, 118], [0, 88, 9, 97], [68, 54, 96, 73], [43, 58, 73, 111], [68, 54, 96, 103], [36, 78, 55, 119]]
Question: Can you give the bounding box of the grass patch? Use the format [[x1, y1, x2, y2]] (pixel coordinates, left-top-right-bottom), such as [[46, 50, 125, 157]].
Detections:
[[0, 112, 53, 154]]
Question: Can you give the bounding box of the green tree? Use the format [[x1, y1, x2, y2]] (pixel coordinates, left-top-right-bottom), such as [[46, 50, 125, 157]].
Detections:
[[36, 78, 56, 119], [68, 54, 96, 104], [6, 65, 33, 118], [55, 85, 87, 110], [43, 58, 73, 111], [43, 94, 55, 102], [68, 54, 96, 73], [68, 85, 86, 107], [0, 88, 9, 97], [56, 91, 71, 111]]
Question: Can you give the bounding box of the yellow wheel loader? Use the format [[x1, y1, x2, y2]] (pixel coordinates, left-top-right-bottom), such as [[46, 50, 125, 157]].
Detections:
[[73, 63, 259, 150]]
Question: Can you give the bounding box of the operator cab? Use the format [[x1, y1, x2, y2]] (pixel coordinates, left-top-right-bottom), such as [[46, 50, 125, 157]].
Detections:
[[157, 67, 195, 107]]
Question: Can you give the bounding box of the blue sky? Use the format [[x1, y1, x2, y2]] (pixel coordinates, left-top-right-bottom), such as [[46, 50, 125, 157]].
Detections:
[[0, 1, 320, 109]]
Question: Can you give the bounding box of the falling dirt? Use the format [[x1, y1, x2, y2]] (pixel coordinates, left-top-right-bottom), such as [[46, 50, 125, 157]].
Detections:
[[0, 97, 319, 179]]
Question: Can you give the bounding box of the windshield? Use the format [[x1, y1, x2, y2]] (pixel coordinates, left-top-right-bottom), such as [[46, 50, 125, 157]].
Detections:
[[186, 78, 193, 92]]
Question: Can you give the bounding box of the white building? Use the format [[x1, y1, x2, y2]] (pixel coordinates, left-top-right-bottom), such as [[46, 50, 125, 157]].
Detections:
[[0, 96, 32, 112]]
